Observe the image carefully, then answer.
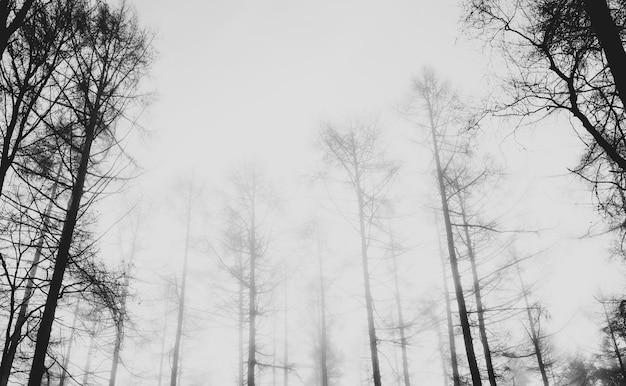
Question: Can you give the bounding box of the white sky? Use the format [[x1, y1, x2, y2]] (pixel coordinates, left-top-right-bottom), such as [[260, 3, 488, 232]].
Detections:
[[84, 1, 626, 385]]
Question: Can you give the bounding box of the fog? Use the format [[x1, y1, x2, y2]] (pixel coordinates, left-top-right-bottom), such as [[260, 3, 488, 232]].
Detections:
[[1, 1, 626, 386]]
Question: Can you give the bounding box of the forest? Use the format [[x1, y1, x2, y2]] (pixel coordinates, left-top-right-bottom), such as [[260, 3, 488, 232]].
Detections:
[[1, 0, 626, 385]]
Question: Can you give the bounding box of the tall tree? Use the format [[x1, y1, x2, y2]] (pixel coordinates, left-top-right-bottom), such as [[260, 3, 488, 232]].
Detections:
[[318, 121, 397, 386], [220, 162, 278, 386], [412, 69, 482, 385], [27, 2, 151, 384]]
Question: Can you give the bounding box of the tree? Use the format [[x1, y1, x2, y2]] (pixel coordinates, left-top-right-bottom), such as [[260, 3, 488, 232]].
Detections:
[[411, 68, 483, 385], [27, 2, 152, 384], [465, 0, 626, 232], [317, 120, 397, 386], [220, 162, 278, 386]]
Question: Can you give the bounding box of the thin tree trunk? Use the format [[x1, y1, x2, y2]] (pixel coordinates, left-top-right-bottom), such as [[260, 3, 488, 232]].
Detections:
[[515, 266, 549, 386], [59, 302, 80, 386], [433, 309, 450, 386], [157, 297, 169, 386], [0, 171, 61, 386], [352, 152, 382, 386], [435, 212, 460, 386], [583, 0, 626, 114], [82, 329, 96, 386], [459, 205, 497, 386], [28, 124, 95, 386], [602, 302, 626, 380], [316, 230, 329, 386], [238, 277, 244, 386], [170, 187, 192, 386], [283, 265, 289, 386], [427, 99, 482, 385], [247, 193, 258, 386], [389, 237, 410, 386], [109, 215, 139, 386]]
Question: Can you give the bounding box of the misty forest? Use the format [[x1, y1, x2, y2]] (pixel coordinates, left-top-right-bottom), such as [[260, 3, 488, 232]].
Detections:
[[3, 0, 626, 385]]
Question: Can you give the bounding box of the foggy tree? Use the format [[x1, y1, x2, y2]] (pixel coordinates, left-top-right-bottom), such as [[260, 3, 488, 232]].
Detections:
[[511, 263, 552, 386], [382, 221, 411, 386], [410, 68, 483, 385], [108, 211, 141, 386], [27, 2, 152, 384], [220, 162, 278, 386], [464, 0, 626, 233], [317, 120, 398, 386], [447, 166, 500, 386], [434, 211, 461, 386], [170, 183, 193, 386]]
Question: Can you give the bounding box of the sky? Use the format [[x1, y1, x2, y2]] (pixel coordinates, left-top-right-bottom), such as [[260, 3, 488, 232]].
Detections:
[[81, 1, 626, 385]]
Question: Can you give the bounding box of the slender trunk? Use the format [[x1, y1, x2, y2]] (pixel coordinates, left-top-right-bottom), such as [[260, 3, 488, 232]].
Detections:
[[247, 193, 258, 386], [157, 298, 169, 386], [583, 0, 626, 115], [516, 266, 549, 386], [238, 277, 244, 386], [316, 231, 329, 386], [427, 99, 482, 385], [435, 212, 460, 386], [273, 316, 277, 386], [0, 172, 61, 386], [459, 206, 497, 386], [603, 302, 626, 380], [283, 266, 289, 386], [433, 310, 450, 386], [352, 150, 382, 386], [170, 187, 192, 386], [389, 238, 410, 386], [59, 302, 79, 386], [82, 329, 96, 386], [109, 216, 138, 386], [28, 125, 95, 386]]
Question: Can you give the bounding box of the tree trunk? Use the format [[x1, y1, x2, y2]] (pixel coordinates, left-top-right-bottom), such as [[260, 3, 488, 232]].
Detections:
[[583, 0, 626, 115], [435, 212, 461, 386], [283, 267, 289, 386], [459, 206, 497, 386], [433, 309, 450, 386], [247, 198, 258, 386], [317, 231, 329, 386], [0, 172, 61, 386], [27, 125, 95, 386], [109, 216, 139, 386], [170, 187, 192, 386], [352, 152, 382, 386], [389, 238, 410, 386], [516, 266, 549, 386], [238, 276, 244, 386], [157, 298, 169, 386], [59, 302, 79, 386], [82, 330, 96, 386], [427, 100, 482, 385]]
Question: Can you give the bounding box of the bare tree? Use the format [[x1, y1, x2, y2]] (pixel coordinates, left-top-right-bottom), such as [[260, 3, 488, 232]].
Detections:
[[27, 2, 152, 384], [411, 68, 482, 385], [465, 0, 626, 233], [317, 120, 397, 386]]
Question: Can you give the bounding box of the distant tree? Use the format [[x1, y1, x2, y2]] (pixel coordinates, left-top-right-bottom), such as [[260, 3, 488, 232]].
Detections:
[[220, 162, 278, 386], [317, 120, 397, 386]]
